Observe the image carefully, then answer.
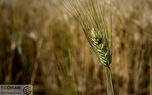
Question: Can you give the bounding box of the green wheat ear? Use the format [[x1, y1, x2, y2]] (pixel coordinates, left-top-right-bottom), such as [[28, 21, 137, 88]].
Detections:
[[65, 0, 114, 95], [89, 27, 112, 67], [66, 0, 112, 67]]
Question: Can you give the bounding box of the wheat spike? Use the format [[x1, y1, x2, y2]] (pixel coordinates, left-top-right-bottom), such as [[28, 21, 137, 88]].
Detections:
[[66, 0, 112, 67], [65, 0, 114, 95]]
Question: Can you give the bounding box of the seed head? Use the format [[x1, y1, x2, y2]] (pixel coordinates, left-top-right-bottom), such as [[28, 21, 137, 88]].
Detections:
[[67, 0, 112, 67]]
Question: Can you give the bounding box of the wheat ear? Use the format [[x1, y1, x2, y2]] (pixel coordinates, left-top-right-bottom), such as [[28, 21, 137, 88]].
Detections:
[[65, 0, 114, 94]]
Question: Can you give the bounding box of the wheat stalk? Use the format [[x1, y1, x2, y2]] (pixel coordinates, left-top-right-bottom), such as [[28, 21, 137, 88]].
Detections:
[[65, 0, 114, 94]]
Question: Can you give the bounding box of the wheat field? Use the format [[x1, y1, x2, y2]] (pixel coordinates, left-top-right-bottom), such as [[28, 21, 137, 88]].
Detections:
[[0, 0, 152, 95]]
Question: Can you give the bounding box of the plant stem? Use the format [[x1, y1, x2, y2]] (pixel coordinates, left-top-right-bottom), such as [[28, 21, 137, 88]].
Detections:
[[105, 67, 109, 95], [109, 67, 115, 95]]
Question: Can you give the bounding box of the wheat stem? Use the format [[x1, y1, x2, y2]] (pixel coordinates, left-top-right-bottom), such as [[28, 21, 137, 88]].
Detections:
[[106, 67, 109, 95], [106, 67, 115, 95], [109, 67, 115, 95]]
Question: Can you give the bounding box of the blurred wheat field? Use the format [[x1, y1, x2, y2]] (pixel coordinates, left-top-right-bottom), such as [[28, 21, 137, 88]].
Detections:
[[0, 0, 152, 95]]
